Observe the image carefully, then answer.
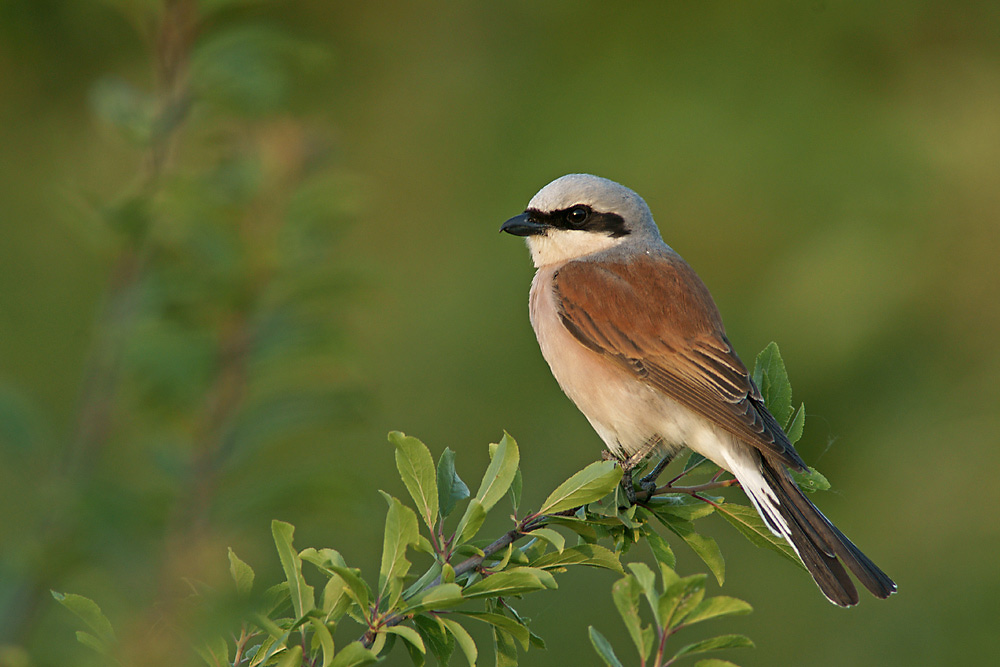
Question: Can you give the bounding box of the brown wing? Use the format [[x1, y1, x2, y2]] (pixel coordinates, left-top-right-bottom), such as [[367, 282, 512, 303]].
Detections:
[[553, 251, 806, 470]]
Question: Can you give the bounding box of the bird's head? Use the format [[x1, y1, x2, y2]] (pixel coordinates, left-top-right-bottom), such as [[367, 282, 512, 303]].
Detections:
[[500, 173, 662, 267]]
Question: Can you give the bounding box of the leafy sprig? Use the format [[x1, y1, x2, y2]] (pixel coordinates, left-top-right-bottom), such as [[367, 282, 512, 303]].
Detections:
[[56, 342, 828, 667]]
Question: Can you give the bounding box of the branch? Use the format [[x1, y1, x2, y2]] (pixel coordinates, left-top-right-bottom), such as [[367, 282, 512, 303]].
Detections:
[[359, 510, 572, 648], [650, 478, 739, 498], [359, 474, 737, 649]]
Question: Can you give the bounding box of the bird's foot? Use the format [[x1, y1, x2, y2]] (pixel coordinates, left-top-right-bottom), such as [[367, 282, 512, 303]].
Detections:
[[638, 452, 675, 499], [614, 446, 674, 505], [616, 448, 659, 506]]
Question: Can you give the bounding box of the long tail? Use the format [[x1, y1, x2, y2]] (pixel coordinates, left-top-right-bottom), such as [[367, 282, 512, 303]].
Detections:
[[732, 454, 896, 607]]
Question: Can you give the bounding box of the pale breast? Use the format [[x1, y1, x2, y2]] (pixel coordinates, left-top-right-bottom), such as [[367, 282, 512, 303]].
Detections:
[[528, 265, 681, 458], [525, 263, 758, 481]]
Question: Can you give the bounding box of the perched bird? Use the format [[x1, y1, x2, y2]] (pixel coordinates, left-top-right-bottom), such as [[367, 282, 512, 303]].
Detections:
[[501, 173, 896, 606]]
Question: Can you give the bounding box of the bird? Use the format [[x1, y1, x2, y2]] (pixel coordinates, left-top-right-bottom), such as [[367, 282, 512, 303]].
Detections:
[[500, 173, 896, 606]]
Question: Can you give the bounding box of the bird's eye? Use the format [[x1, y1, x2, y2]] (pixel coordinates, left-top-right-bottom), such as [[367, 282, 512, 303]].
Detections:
[[566, 206, 590, 226]]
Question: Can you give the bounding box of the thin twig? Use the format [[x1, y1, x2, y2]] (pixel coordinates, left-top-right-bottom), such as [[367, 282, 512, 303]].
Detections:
[[358, 473, 738, 650], [359, 509, 573, 648], [651, 478, 739, 498]]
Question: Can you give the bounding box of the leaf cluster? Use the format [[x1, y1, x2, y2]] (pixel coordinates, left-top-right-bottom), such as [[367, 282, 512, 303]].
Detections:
[[55, 344, 825, 667], [589, 558, 753, 667], [53, 432, 737, 666]]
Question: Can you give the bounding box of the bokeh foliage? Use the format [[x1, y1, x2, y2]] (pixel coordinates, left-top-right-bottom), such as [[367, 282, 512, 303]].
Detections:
[[2, 1, 1000, 666], [2, 2, 363, 665]]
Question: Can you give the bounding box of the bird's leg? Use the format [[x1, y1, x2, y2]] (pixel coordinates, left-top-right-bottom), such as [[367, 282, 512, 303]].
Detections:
[[638, 451, 676, 499], [612, 440, 662, 506], [630, 436, 668, 502]]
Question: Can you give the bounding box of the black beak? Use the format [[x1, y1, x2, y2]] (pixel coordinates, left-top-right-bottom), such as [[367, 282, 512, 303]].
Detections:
[[500, 212, 546, 237]]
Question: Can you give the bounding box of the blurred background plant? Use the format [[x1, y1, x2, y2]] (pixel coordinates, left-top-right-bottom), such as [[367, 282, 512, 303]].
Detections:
[[2, 1, 999, 666], [1, 1, 366, 664]]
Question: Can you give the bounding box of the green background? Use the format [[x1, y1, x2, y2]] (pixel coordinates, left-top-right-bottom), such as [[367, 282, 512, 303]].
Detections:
[[2, 1, 998, 665]]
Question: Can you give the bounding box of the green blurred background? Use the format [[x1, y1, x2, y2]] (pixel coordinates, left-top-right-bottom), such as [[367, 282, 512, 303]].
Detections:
[[2, 1, 999, 665]]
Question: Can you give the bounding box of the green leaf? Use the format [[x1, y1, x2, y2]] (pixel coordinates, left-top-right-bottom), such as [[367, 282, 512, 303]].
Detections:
[[401, 583, 465, 614], [249, 621, 291, 667], [502, 603, 546, 650], [51, 591, 115, 645], [527, 527, 565, 553], [530, 543, 623, 573], [538, 460, 623, 515], [587, 487, 623, 519], [228, 547, 255, 597], [790, 466, 831, 493], [588, 626, 624, 667], [626, 562, 661, 626], [753, 342, 793, 428], [694, 660, 743, 667], [454, 498, 487, 544], [509, 468, 523, 512], [646, 530, 676, 571], [326, 564, 372, 620], [611, 576, 651, 663], [543, 515, 599, 542], [370, 631, 387, 656], [648, 494, 717, 522], [673, 634, 754, 659], [402, 561, 443, 600], [437, 447, 470, 518], [460, 611, 531, 651], [682, 452, 718, 476], [311, 617, 336, 667], [75, 631, 110, 657], [713, 503, 803, 569], [786, 403, 805, 445], [329, 641, 379, 667], [683, 596, 753, 626], [254, 599, 290, 638], [197, 635, 230, 666], [652, 561, 681, 602], [274, 645, 303, 667], [413, 615, 455, 666], [391, 432, 439, 531], [440, 617, 479, 667], [378, 494, 421, 609], [403, 636, 425, 667], [493, 626, 519, 667], [662, 520, 726, 585], [462, 568, 556, 599], [418, 536, 436, 554], [385, 625, 426, 654], [475, 433, 520, 512], [490, 544, 515, 572], [271, 521, 315, 618], [660, 574, 707, 630], [320, 575, 352, 622]]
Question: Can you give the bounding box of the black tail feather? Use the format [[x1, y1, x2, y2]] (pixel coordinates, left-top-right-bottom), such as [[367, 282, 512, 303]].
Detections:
[[759, 457, 897, 607]]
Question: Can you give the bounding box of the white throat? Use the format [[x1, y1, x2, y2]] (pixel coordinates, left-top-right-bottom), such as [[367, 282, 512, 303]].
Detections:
[[525, 229, 623, 268]]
